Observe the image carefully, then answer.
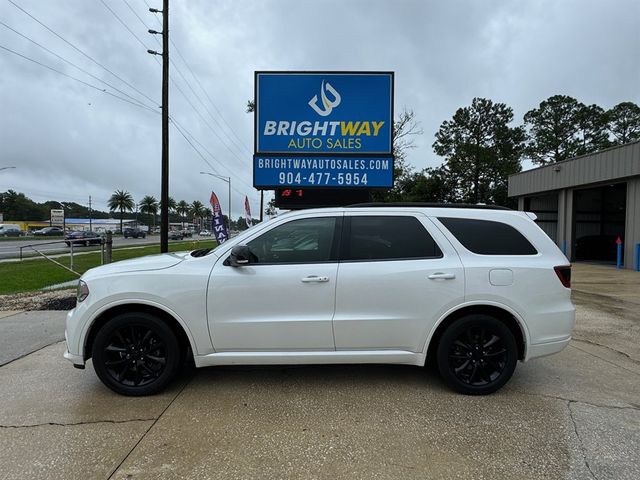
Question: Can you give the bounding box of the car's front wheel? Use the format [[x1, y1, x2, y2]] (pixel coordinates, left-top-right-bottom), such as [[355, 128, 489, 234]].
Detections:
[[91, 312, 181, 396], [437, 314, 517, 395]]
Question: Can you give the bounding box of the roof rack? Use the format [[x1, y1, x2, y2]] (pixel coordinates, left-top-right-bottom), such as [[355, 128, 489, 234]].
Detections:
[[345, 202, 511, 210]]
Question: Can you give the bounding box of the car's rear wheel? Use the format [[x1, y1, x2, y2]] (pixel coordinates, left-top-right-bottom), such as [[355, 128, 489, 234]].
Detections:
[[91, 312, 181, 396], [437, 315, 517, 395]]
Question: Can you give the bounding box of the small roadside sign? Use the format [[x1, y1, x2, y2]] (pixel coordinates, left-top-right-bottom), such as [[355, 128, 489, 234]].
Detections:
[[51, 209, 65, 227]]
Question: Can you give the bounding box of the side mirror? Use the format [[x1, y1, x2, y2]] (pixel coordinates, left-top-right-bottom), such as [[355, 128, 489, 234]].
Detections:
[[229, 245, 252, 267]]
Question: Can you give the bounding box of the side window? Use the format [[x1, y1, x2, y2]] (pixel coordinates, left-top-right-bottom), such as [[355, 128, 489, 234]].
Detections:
[[438, 217, 538, 255], [345, 216, 442, 261], [246, 217, 338, 264]]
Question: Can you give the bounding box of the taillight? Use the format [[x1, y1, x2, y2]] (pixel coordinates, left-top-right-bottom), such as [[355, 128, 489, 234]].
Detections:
[[554, 265, 571, 288]]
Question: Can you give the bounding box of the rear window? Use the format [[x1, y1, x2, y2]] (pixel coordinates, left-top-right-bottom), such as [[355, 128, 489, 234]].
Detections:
[[438, 217, 537, 255], [345, 216, 442, 261]]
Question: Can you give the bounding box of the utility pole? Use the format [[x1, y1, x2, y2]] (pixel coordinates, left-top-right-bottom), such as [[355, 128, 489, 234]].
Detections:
[[148, 0, 169, 253], [260, 191, 264, 222], [88, 195, 92, 232]]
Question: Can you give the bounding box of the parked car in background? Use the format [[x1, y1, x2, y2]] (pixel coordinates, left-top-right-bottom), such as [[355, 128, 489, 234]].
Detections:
[[0, 224, 21, 237], [65, 204, 575, 396], [33, 226, 64, 236], [123, 227, 146, 239], [180, 230, 192, 238], [65, 231, 102, 246], [199, 229, 211, 237], [168, 230, 184, 240]]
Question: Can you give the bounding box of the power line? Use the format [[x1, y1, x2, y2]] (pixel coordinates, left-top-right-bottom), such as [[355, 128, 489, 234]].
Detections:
[[144, 0, 253, 157], [6, 0, 157, 107], [0, 20, 157, 111], [0, 44, 160, 114], [170, 117, 257, 196], [99, 0, 251, 175], [119, 0, 251, 164], [97, 0, 151, 53]]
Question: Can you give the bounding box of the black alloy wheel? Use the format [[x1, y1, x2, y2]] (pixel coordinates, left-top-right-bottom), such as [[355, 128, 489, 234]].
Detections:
[[437, 315, 517, 395], [92, 313, 181, 396]]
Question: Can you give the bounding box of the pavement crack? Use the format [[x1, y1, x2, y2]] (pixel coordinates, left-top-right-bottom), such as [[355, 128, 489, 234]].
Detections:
[[107, 375, 193, 480], [520, 391, 639, 412], [0, 418, 155, 429], [567, 401, 598, 480], [569, 343, 640, 377], [572, 337, 638, 364], [0, 340, 65, 368]]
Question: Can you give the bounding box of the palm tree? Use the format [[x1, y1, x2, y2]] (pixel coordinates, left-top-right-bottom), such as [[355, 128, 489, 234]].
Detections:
[[200, 206, 211, 231], [107, 190, 134, 234], [161, 196, 177, 214], [139, 195, 159, 228], [176, 200, 189, 228], [190, 200, 205, 229]]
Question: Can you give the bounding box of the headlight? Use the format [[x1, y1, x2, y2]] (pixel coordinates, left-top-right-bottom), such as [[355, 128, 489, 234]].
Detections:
[[77, 280, 89, 303]]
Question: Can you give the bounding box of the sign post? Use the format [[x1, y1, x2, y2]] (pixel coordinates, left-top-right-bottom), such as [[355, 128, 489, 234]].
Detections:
[[254, 72, 394, 198]]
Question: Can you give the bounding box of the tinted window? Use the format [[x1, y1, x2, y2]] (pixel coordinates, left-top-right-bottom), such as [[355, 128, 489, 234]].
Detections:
[[438, 217, 537, 255], [247, 217, 337, 264], [345, 216, 442, 261]]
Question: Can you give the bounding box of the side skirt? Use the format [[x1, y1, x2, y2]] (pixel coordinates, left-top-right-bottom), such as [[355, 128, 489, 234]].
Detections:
[[193, 350, 425, 368]]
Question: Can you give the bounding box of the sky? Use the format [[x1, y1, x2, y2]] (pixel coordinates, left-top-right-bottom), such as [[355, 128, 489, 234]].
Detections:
[[1, 0, 639, 218]]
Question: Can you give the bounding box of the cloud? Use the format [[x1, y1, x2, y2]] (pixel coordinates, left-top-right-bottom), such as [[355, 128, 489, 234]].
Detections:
[[1, 0, 638, 216]]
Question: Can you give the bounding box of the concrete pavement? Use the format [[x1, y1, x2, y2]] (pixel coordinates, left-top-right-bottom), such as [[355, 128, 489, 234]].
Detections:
[[0, 310, 66, 366], [0, 263, 638, 479]]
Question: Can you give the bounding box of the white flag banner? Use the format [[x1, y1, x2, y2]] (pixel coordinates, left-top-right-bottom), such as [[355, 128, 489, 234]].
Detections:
[[244, 196, 253, 227]]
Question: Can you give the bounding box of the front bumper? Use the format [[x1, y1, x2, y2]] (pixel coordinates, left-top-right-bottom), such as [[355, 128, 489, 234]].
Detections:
[[63, 310, 85, 367]]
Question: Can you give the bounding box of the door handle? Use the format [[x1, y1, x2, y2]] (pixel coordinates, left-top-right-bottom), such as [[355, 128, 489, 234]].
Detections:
[[428, 272, 456, 280], [301, 276, 329, 283]]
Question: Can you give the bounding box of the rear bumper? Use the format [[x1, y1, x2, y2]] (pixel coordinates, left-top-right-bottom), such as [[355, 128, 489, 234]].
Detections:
[[525, 336, 571, 361]]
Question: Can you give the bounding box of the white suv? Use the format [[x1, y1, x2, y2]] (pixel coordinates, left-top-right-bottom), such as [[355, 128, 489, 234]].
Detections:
[[64, 204, 575, 396]]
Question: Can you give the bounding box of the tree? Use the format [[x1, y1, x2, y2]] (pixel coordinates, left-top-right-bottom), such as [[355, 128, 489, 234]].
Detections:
[[575, 104, 610, 155], [0, 190, 47, 220], [107, 190, 134, 234], [397, 166, 454, 203], [176, 200, 190, 228], [607, 102, 640, 145], [161, 196, 176, 214], [523, 95, 584, 165], [190, 200, 205, 229], [372, 108, 423, 201], [433, 97, 525, 205], [139, 195, 158, 227], [265, 198, 277, 217]]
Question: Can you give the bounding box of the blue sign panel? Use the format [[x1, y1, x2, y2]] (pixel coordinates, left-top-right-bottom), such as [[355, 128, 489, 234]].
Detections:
[[256, 72, 393, 155], [254, 155, 394, 188]]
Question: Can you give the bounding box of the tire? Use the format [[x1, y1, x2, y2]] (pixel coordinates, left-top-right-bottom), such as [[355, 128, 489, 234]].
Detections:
[[91, 312, 181, 396], [437, 315, 517, 395]]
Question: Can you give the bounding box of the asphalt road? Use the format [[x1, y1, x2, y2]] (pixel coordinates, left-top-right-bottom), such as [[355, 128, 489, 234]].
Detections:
[[0, 235, 209, 260], [0, 263, 638, 479]]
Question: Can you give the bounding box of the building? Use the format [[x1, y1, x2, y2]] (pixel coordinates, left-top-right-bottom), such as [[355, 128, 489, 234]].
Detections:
[[509, 141, 640, 269], [63, 218, 139, 232]]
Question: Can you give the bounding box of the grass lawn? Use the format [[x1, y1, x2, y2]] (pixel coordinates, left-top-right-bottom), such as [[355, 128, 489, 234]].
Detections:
[[0, 239, 216, 295]]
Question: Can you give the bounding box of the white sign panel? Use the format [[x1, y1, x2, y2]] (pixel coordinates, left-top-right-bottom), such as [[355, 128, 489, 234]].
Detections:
[[50, 209, 65, 227]]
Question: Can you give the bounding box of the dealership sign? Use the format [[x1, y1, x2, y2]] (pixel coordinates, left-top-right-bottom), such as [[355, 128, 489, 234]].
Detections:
[[254, 71, 394, 189]]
